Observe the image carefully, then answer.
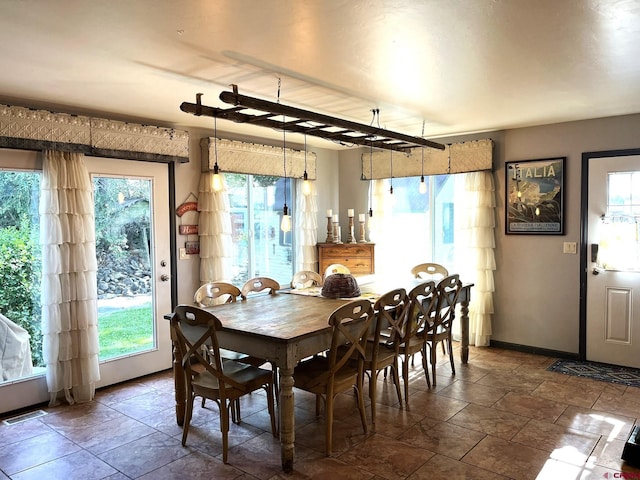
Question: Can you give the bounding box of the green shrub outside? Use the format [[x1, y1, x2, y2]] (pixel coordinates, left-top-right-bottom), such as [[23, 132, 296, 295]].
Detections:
[[0, 223, 43, 367]]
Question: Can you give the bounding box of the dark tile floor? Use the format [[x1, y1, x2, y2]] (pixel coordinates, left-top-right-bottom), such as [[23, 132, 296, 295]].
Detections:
[[1, 345, 639, 479]]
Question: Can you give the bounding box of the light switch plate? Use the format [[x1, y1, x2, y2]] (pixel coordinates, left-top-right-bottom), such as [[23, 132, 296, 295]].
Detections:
[[563, 242, 577, 254], [179, 247, 189, 260]]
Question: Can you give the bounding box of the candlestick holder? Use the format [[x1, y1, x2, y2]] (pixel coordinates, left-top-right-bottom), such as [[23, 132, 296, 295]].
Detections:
[[332, 221, 342, 243], [347, 216, 356, 243], [325, 216, 333, 243], [358, 220, 367, 243]]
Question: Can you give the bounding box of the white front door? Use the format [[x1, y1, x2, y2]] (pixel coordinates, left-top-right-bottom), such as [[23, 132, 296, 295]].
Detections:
[[586, 154, 640, 368]]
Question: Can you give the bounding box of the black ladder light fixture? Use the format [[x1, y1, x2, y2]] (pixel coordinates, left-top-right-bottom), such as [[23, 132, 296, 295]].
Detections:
[[180, 85, 445, 153]]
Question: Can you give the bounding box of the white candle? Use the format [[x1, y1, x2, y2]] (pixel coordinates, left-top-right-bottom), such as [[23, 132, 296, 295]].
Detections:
[[358, 213, 366, 222], [347, 208, 354, 217], [326, 209, 333, 217], [332, 214, 339, 222]]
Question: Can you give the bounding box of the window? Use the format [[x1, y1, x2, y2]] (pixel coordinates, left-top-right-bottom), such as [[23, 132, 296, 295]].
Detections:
[[226, 173, 294, 286], [599, 171, 640, 270], [0, 169, 42, 381], [373, 175, 457, 276]]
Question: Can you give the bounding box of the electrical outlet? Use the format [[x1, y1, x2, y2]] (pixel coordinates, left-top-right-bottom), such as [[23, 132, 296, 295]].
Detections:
[[563, 242, 577, 254]]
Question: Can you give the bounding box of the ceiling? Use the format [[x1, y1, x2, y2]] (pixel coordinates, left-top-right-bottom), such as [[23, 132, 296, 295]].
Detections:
[[1, 0, 640, 150]]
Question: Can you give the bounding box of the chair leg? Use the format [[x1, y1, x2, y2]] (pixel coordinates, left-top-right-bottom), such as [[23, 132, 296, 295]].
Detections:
[[420, 345, 432, 389], [220, 400, 230, 464], [182, 392, 194, 446], [448, 336, 456, 375], [430, 342, 438, 387], [325, 393, 334, 456], [265, 382, 278, 437], [356, 373, 368, 435], [368, 369, 377, 427], [402, 356, 410, 405], [391, 360, 402, 406]]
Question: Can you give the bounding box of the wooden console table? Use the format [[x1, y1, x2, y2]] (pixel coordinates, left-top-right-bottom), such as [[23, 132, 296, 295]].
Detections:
[[317, 242, 375, 277]]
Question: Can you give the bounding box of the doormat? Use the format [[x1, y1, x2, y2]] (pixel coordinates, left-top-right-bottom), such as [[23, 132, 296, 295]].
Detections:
[[547, 359, 640, 388]]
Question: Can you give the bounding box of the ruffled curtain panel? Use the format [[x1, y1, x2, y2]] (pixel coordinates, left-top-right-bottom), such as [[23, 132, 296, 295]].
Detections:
[[40, 150, 100, 406], [198, 172, 233, 284], [295, 178, 318, 271], [459, 171, 496, 346]]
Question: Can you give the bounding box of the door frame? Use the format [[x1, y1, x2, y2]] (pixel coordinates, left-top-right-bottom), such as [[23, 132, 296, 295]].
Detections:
[[579, 147, 640, 361]]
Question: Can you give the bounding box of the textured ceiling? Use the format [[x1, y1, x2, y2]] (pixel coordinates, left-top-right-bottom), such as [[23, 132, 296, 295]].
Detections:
[[1, 0, 639, 149]]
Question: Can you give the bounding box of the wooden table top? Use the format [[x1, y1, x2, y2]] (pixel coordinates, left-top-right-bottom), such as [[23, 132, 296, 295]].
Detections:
[[202, 293, 350, 343]]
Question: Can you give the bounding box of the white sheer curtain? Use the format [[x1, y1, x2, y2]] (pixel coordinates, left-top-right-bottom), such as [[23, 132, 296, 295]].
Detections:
[[457, 171, 496, 346], [295, 178, 318, 271], [40, 150, 100, 406], [369, 179, 394, 276], [198, 172, 233, 283]]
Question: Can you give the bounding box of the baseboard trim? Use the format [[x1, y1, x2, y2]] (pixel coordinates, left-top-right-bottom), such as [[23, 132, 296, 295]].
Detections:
[[489, 340, 580, 360]]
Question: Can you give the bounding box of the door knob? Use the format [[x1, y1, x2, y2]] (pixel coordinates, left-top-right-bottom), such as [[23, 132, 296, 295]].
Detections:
[[592, 268, 600, 275], [160, 274, 170, 282]]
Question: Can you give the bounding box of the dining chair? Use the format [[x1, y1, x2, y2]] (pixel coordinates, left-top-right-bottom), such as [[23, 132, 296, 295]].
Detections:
[[410, 262, 449, 281], [293, 298, 374, 455], [291, 270, 323, 289], [396, 280, 439, 400], [425, 274, 463, 386], [193, 281, 247, 408], [240, 276, 281, 300], [324, 263, 351, 278], [362, 288, 405, 426], [194, 281, 242, 307], [170, 304, 277, 464]]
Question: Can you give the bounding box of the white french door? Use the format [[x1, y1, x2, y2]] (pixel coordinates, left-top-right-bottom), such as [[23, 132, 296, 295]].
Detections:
[[0, 153, 172, 414], [89, 157, 173, 387]]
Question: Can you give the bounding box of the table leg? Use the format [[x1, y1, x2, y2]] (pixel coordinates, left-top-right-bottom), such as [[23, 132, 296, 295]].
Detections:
[[460, 297, 470, 364], [172, 341, 185, 426], [279, 366, 295, 473]]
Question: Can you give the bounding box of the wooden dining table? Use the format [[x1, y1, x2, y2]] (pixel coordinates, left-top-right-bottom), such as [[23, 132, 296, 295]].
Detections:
[[168, 278, 472, 472]]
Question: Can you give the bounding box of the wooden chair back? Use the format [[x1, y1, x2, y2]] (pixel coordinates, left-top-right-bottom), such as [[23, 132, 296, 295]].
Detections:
[[433, 274, 463, 331], [405, 281, 439, 343], [324, 263, 351, 278], [411, 263, 449, 281], [240, 277, 281, 300], [194, 282, 241, 307], [372, 288, 408, 360], [291, 270, 323, 289], [306, 299, 374, 390]]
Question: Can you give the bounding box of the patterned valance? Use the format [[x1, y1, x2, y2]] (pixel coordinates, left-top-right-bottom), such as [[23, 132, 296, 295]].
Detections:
[[0, 104, 189, 162], [202, 137, 317, 179], [361, 138, 493, 179]]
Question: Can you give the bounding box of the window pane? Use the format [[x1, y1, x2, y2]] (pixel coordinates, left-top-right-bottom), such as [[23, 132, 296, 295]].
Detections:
[[0, 170, 42, 381], [378, 175, 455, 275], [94, 177, 153, 360], [227, 173, 293, 287]]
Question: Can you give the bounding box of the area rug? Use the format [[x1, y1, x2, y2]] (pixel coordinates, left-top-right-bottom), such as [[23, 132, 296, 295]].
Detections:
[[547, 359, 640, 388]]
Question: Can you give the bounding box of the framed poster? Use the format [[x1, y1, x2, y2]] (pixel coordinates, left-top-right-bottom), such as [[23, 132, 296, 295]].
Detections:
[[505, 157, 565, 235]]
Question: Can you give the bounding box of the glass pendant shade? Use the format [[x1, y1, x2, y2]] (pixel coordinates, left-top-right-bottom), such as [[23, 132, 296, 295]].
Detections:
[[212, 163, 222, 192], [419, 176, 427, 194]]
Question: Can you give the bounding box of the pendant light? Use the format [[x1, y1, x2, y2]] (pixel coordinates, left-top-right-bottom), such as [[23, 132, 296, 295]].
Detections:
[[280, 115, 291, 232], [212, 116, 222, 192], [301, 133, 311, 196], [419, 120, 427, 194]]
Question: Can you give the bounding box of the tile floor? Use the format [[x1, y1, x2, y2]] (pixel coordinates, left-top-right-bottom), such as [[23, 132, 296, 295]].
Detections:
[[1, 345, 639, 479]]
